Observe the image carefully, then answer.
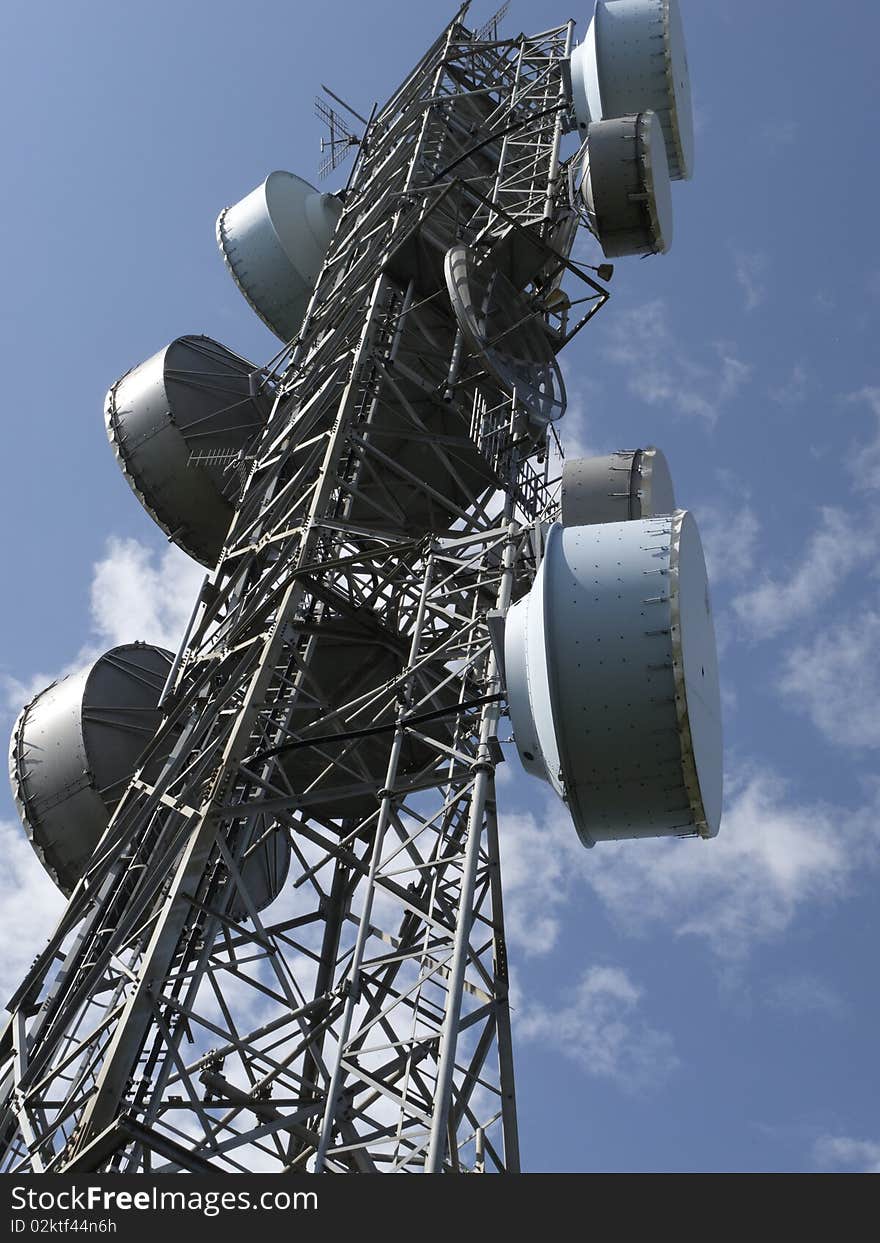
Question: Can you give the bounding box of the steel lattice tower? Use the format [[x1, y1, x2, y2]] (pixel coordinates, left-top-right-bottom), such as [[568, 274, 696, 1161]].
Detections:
[[1, 4, 611, 1173]]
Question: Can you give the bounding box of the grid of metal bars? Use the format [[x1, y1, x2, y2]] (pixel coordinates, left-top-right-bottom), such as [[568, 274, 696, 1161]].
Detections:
[[0, 4, 608, 1174]]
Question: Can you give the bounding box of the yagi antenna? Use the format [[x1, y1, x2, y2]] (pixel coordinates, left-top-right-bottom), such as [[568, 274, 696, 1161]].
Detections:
[[320, 83, 370, 127], [476, 1, 510, 41], [315, 92, 362, 179]]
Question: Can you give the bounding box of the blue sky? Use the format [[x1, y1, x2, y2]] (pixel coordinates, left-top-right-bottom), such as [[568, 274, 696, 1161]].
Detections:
[[1, 0, 878, 1173]]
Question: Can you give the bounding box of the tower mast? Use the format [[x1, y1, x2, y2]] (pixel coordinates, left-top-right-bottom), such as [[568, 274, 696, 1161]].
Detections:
[[1, 8, 600, 1173]]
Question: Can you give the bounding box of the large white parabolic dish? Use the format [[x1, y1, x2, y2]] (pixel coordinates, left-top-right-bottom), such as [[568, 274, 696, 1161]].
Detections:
[[8, 644, 173, 893], [505, 512, 722, 846], [570, 0, 694, 181], [217, 171, 343, 343], [105, 335, 268, 567], [9, 644, 291, 913], [580, 111, 673, 257], [561, 447, 675, 526]]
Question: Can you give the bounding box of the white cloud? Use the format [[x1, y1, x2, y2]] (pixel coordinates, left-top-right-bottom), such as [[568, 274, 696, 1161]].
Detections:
[[0, 819, 65, 1005], [733, 250, 767, 311], [846, 387, 880, 491], [90, 536, 204, 652], [698, 502, 761, 586], [516, 965, 679, 1093], [585, 769, 875, 960], [557, 364, 604, 462], [3, 537, 203, 712], [732, 506, 868, 640], [497, 806, 573, 956], [813, 1135, 880, 1174], [602, 300, 751, 424], [769, 363, 809, 407], [499, 765, 880, 963], [778, 604, 880, 748], [766, 973, 845, 1019]]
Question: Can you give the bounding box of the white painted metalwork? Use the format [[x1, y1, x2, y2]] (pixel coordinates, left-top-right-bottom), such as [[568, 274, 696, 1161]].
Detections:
[[505, 511, 722, 845], [0, 8, 596, 1175], [9, 645, 172, 894], [579, 111, 674, 256], [0, 1, 712, 1178], [105, 336, 268, 566], [570, 0, 694, 180], [561, 447, 675, 526], [217, 171, 343, 342]]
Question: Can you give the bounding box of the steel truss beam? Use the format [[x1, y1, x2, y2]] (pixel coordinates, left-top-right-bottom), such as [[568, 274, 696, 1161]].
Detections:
[[0, 5, 605, 1174]]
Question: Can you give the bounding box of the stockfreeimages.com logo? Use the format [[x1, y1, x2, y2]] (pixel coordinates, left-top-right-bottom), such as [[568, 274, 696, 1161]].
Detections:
[[10, 1186, 318, 1219]]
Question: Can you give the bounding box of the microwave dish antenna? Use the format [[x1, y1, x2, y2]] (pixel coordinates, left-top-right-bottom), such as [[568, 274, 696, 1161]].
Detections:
[[8, 644, 291, 913], [444, 243, 566, 427], [570, 0, 694, 180], [578, 111, 674, 257], [105, 335, 269, 566], [505, 510, 722, 846], [1, 3, 714, 1179], [561, 447, 675, 526], [216, 171, 343, 342], [9, 645, 172, 894]]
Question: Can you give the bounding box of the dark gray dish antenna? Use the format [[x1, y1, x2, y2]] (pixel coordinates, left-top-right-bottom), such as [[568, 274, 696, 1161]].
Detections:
[[105, 336, 269, 567], [9, 644, 173, 894], [9, 644, 291, 914], [444, 243, 566, 427]]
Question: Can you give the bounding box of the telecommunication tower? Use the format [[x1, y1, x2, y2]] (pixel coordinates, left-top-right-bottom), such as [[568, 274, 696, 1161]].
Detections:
[[2, 1, 720, 1173]]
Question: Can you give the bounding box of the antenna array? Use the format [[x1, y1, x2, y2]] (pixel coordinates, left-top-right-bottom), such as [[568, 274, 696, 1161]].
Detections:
[[315, 96, 360, 179], [2, 9, 584, 1174], [2, 1, 714, 1177]]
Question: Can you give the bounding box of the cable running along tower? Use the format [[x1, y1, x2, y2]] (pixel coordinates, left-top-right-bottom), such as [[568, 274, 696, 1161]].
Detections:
[[3, 1, 720, 1174]]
